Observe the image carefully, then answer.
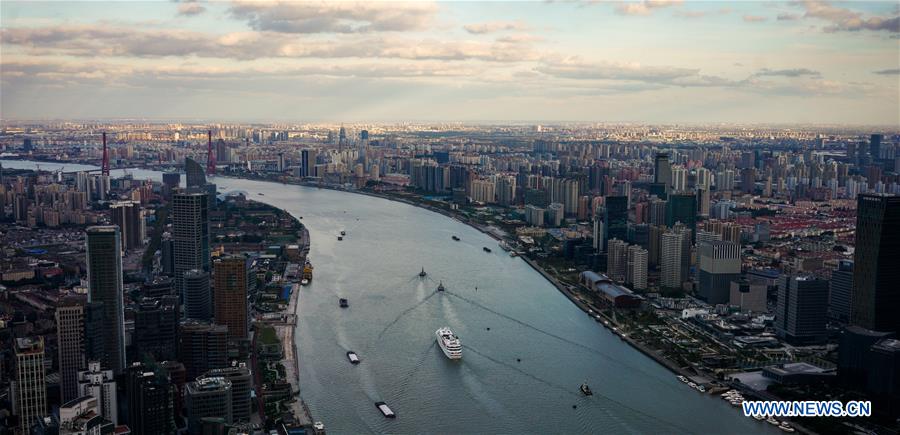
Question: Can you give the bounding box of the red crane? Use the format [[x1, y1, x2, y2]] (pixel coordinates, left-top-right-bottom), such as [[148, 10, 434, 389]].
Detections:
[[206, 129, 216, 176], [101, 132, 110, 176]]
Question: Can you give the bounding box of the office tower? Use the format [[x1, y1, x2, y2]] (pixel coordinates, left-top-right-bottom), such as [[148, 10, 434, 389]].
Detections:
[[133, 296, 179, 362], [697, 241, 741, 305], [56, 297, 88, 403], [86, 226, 126, 374], [14, 337, 46, 434], [162, 172, 180, 191], [185, 377, 233, 435], [648, 198, 667, 226], [126, 363, 175, 435], [110, 201, 143, 252], [76, 361, 118, 424], [603, 196, 628, 250], [648, 224, 665, 268], [626, 245, 648, 291], [606, 239, 628, 282], [184, 269, 212, 321], [660, 225, 691, 291], [178, 321, 228, 379], [214, 256, 249, 341], [300, 149, 318, 178], [830, 260, 853, 323], [852, 194, 900, 333], [185, 157, 207, 188], [776, 275, 828, 344], [697, 188, 710, 217], [654, 152, 672, 188], [666, 192, 697, 242], [173, 191, 210, 300], [740, 168, 756, 194], [729, 277, 767, 313], [161, 237, 175, 276], [160, 361, 187, 420], [204, 364, 251, 422], [870, 134, 883, 160]]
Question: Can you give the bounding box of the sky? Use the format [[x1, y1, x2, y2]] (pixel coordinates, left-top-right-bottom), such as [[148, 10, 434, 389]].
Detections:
[[1, 0, 898, 125]]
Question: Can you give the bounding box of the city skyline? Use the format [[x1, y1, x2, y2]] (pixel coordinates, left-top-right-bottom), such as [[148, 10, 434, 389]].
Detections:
[[1, 1, 899, 124]]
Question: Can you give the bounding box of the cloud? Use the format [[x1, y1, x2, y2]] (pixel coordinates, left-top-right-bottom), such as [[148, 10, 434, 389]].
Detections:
[[227, 1, 438, 34], [754, 68, 820, 77], [533, 59, 738, 88], [177, 2, 206, 17], [874, 68, 900, 75], [796, 0, 900, 33], [673, 8, 731, 19], [777, 13, 800, 21], [615, 0, 682, 16], [0, 25, 540, 62], [463, 20, 529, 34], [743, 15, 768, 23]]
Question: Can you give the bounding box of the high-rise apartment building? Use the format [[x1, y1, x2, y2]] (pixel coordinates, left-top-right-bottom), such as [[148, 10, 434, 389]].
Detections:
[[109, 200, 143, 252], [626, 245, 648, 291], [76, 361, 118, 424], [606, 239, 628, 282], [56, 297, 88, 403], [14, 337, 46, 434], [86, 225, 126, 374], [603, 196, 628, 250], [660, 225, 691, 291]]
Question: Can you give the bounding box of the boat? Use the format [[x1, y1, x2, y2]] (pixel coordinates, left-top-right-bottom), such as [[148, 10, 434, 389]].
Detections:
[[767, 417, 780, 426], [337, 236, 343, 241], [779, 423, 795, 433], [374, 402, 396, 418], [419, 267, 427, 277], [509, 251, 518, 257], [313, 422, 325, 431], [339, 298, 349, 308], [580, 382, 593, 396], [258, 193, 264, 196], [300, 278, 309, 286], [677, 375, 688, 383], [302, 261, 313, 281], [346, 351, 360, 364], [452, 235, 460, 241], [696, 385, 706, 393], [499, 241, 511, 251], [436, 281, 445, 292], [753, 415, 765, 421], [340, 230, 346, 236], [435, 327, 462, 360], [483, 247, 492, 253]]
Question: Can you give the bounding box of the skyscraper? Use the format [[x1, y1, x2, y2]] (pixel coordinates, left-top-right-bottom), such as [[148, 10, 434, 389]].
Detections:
[[110, 200, 143, 252], [214, 256, 249, 341], [173, 191, 210, 301], [776, 275, 828, 344], [660, 225, 691, 291], [603, 196, 628, 250], [76, 361, 118, 424], [56, 297, 87, 403], [626, 245, 648, 291], [829, 260, 853, 323], [851, 194, 900, 333], [183, 269, 212, 321], [86, 225, 126, 374], [178, 321, 228, 379], [870, 133, 883, 161], [185, 157, 207, 188], [666, 192, 697, 242], [126, 363, 175, 435], [204, 364, 251, 423], [654, 152, 672, 188], [300, 149, 318, 178], [14, 337, 46, 434], [133, 296, 180, 362], [697, 241, 741, 305]]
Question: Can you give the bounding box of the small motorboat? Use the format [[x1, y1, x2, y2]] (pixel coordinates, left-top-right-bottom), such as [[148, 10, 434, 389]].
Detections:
[[300, 278, 309, 286], [779, 423, 795, 433], [337, 236, 343, 241], [340, 230, 346, 236], [437, 281, 445, 292], [452, 235, 460, 241], [419, 267, 427, 277], [580, 382, 593, 396], [258, 193, 264, 196], [483, 247, 492, 253], [339, 298, 349, 308], [347, 351, 360, 364], [375, 402, 396, 418]]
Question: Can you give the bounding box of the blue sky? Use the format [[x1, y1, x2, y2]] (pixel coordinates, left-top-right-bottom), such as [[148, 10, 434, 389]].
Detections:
[[1, 1, 898, 124]]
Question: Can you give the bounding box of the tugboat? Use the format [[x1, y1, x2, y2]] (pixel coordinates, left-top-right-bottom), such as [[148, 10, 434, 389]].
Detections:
[[340, 230, 346, 236], [483, 247, 492, 253], [339, 298, 349, 308], [452, 235, 460, 241], [437, 281, 445, 292], [580, 381, 593, 396], [337, 236, 343, 241], [419, 267, 427, 277]]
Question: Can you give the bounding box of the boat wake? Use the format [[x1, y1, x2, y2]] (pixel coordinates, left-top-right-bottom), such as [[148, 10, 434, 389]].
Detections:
[[375, 290, 440, 342]]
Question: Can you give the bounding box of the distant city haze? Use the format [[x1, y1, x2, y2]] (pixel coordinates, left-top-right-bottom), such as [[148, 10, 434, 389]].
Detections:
[[1, 1, 898, 124]]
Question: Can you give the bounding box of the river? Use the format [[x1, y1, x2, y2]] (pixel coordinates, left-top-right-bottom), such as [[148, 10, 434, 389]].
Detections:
[[3, 160, 772, 434]]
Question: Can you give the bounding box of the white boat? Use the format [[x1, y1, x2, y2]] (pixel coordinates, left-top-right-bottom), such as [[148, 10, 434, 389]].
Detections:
[[375, 401, 396, 418], [767, 417, 780, 426], [779, 423, 795, 432], [300, 278, 309, 286], [347, 351, 360, 364], [435, 327, 462, 360]]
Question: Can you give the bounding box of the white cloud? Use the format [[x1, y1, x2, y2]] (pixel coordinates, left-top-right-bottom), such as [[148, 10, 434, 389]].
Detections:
[[615, 0, 682, 17], [463, 21, 530, 34], [227, 1, 438, 34]]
